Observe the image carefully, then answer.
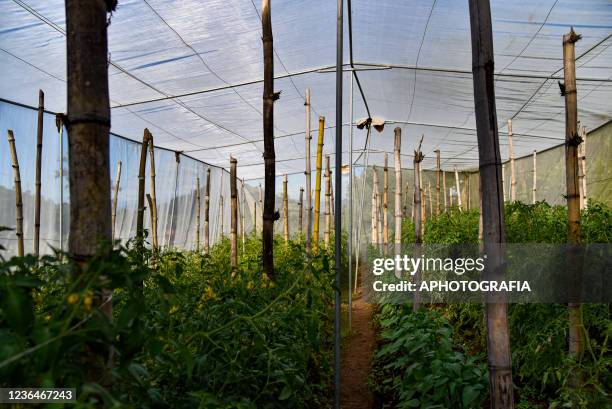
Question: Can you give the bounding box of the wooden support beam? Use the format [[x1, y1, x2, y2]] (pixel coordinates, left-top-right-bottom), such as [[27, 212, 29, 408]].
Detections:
[[7, 130, 24, 257], [34, 90, 44, 257]]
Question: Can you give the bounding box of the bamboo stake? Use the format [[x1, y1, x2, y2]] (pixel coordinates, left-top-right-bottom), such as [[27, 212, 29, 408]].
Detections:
[[377, 188, 383, 252], [371, 188, 377, 245], [532, 151, 537, 204], [443, 171, 447, 211], [454, 166, 462, 210], [372, 166, 381, 249], [469, 1, 515, 405], [383, 154, 389, 253], [230, 157, 238, 272], [563, 27, 584, 362], [111, 160, 122, 242], [502, 163, 506, 202], [421, 188, 426, 225], [508, 119, 516, 202], [258, 184, 263, 233], [196, 177, 201, 251], [146, 193, 155, 247], [148, 131, 158, 250], [324, 156, 331, 247], [7, 130, 24, 257], [413, 136, 424, 310], [449, 186, 454, 207], [428, 181, 433, 218], [283, 174, 289, 243], [394, 128, 402, 247], [34, 90, 44, 257], [435, 149, 441, 215], [305, 88, 312, 254], [219, 195, 224, 239], [467, 175, 471, 210], [298, 187, 304, 234], [56, 114, 65, 255], [204, 168, 211, 252], [136, 129, 151, 240], [262, 0, 277, 278], [313, 116, 325, 252], [241, 178, 246, 250], [579, 126, 587, 209]]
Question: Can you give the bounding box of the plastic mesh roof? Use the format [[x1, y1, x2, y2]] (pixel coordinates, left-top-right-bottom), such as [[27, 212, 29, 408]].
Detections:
[[1, 0, 611, 180]]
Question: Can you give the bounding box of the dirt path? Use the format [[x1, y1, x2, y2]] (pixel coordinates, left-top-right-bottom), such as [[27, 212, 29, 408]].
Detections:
[[341, 291, 376, 409]]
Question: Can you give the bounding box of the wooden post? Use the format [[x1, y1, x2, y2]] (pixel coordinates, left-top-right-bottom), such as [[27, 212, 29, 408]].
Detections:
[[532, 151, 537, 204], [394, 128, 402, 247], [7, 130, 24, 257], [454, 166, 462, 210], [469, 0, 515, 406], [262, 0, 277, 278], [467, 175, 471, 210], [305, 88, 313, 253], [421, 188, 426, 225], [563, 27, 584, 361], [66, 0, 113, 264], [502, 163, 506, 202], [443, 170, 447, 211], [219, 195, 224, 239], [241, 178, 246, 250], [283, 174, 289, 243], [298, 187, 304, 234], [258, 183, 263, 233], [413, 136, 424, 310], [111, 160, 122, 242], [324, 156, 331, 247], [34, 90, 44, 257], [508, 119, 516, 202], [371, 187, 377, 245], [383, 154, 389, 253], [148, 131, 158, 250], [579, 126, 587, 209], [428, 181, 433, 218], [196, 177, 201, 251], [313, 116, 325, 251], [230, 157, 238, 272], [136, 130, 151, 240], [204, 168, 211, 252], [435, 149, 441, 215]]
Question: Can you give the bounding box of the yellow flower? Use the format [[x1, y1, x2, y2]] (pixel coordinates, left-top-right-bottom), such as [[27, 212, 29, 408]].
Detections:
[[43, 314, 52, 322], [247, 281, 255, 290], [202, 286, 217, 301], [169, 305, 179, 314], [262, 273, 270, 281], [83, 291, 93, 311], [67, 294, 79, 305]]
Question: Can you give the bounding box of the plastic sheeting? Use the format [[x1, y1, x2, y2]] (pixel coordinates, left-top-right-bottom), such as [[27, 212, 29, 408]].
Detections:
[[0, 0, 610, 181], [0, 99, 241, 257]]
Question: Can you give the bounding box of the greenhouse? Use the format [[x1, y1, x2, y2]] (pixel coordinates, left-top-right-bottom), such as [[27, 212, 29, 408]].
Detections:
[[0, 0, 610, 408]]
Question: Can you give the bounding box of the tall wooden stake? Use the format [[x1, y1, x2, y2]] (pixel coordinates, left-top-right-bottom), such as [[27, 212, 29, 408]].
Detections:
[[262, 0, 276, 278], [502, 163, 506, 201], [508, 119, 516, 202], [230, 157, 238, 272], [299, 187, 304, 234], [136, 130, 151, 240], [371, 187, 377, 245], [305, 88, 312, 253], [532, 151, 537, 204], [196, 177, 201, 251], [469, 0, 514, 406], [313, 116, 325, 252], [219, 195, 224, 239], [111, 160, 122, 242], [383, 154, 389, 253], [563, 27, 584, 362], [579, 127, 587, 209], [467, 175, 471, 210], [394, 128, 402, 248], [283, 174, 289, 243], [324, 156, 331, 247], [204, 168, 211, 252], [241, 178, 246, 250], [34, 90, 44, 257], [443, 171, 447, 211], [7, 130, 24, 257], [428, 181, 433, 218], [454, 166, 462, 210], [435, 149, 441, 215], [148, 131, 158, 250], [413, 136, 424, 310]]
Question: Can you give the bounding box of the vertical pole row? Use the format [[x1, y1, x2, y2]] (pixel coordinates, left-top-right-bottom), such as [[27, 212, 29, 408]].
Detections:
[[34, 90, 44, 257], [7, 130, 24, 257]]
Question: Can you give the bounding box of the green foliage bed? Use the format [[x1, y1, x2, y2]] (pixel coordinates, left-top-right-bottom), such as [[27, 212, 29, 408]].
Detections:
[[0, 236, 336, 408]]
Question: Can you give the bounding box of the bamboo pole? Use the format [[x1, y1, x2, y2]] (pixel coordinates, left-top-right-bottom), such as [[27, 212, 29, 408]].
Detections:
[[413, 136, 424, 310], [7, 130, 24, 257], [299, 187, 304, 234], [34, 90, 44, 257], [454, 166, 462, 210], [136, 130, 151, 240], [579, 126, 587, 209], [258, 184, 263, 233], [443, 171, 447, 211], [324, 156, 331, 247], [111, 160, 122, 242], [240, 178, 246, 251], [383, 153, 389, 253], [508, 119, 516, 202], [219, 195, 224, 239], [305, 88, 312, 253], [262, 0, 277, 278], [394, 128, 402, 247], [435, 149, 441, 215], [196, 177, 201, 251], [502, 163, 506, 202], [204, 168, 211, 252], [372, 166, 382, 250], [421, 188, 426, 225], [467, 175, 471, 210], [283, 174, 289, 243], [449, 186, 454, 207], [371, 188, 377, 245], [378, 188, 383, 252], [230, 157, 238, 272], [313, 116, 325, 251], [56, 114, 65, 254], [532, 151, 537, 204], [428, 181, 433, 218], [563, 27, 584, 362], [148, 131, 158, 250], [469, 1, 515, 406]]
